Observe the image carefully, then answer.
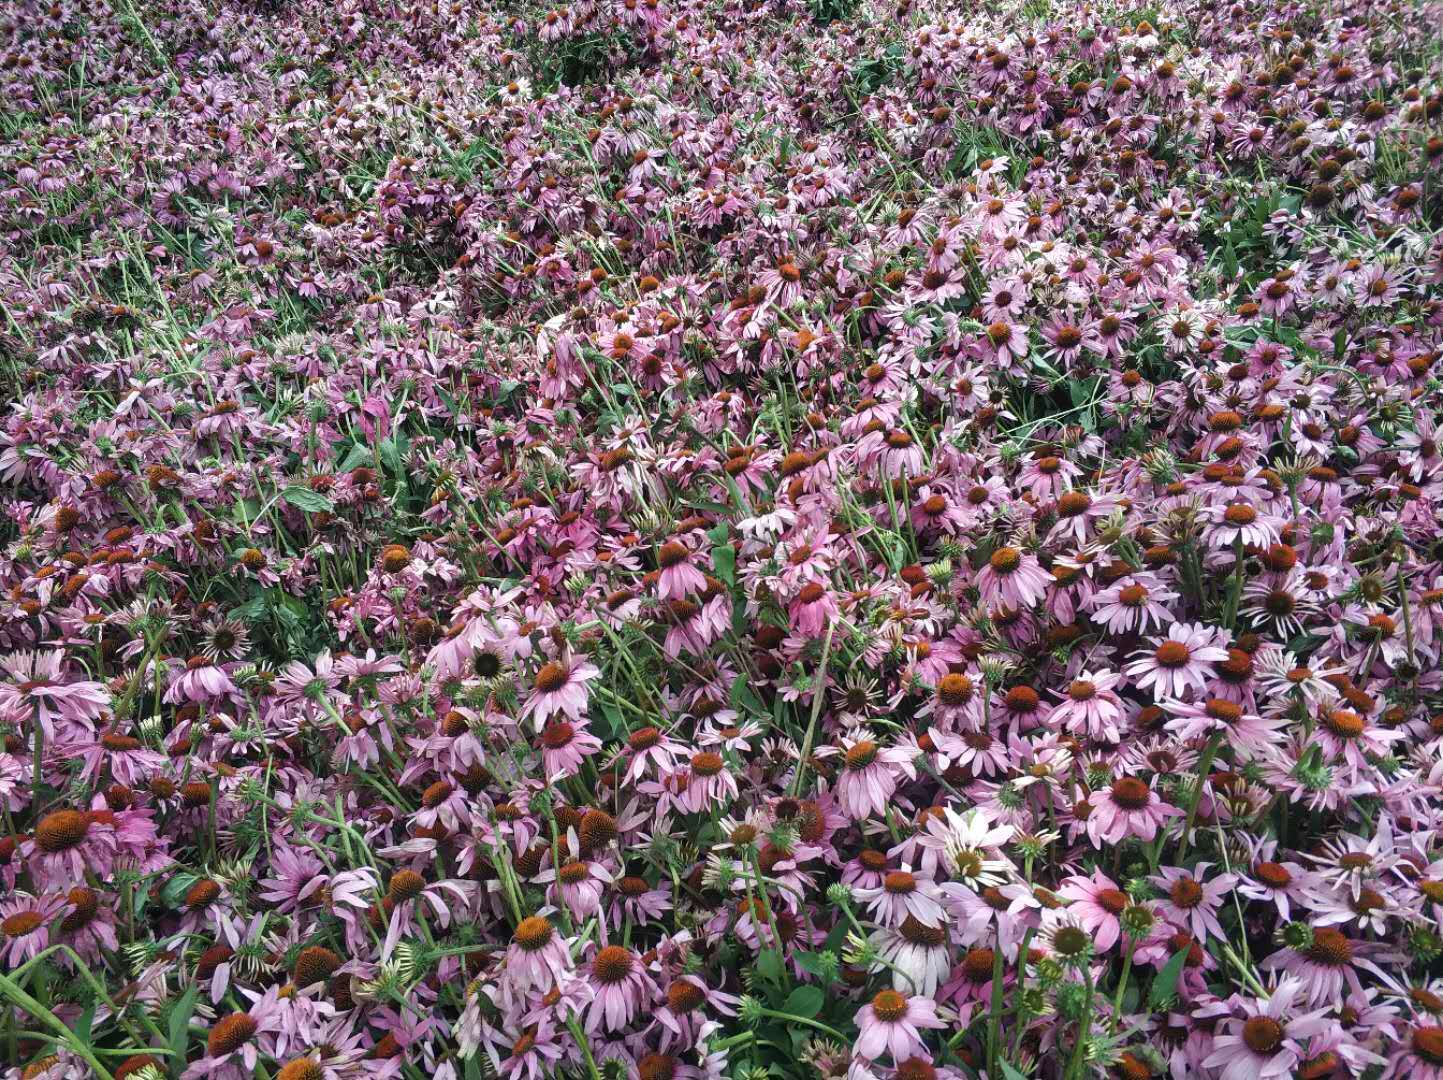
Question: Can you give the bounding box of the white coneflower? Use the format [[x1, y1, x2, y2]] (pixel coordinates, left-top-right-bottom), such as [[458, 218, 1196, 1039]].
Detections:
[[1038, 907, 1095, 967], [870, 915, 953, 996], [201, 618, 250, 662], [835, 670, 883, 726], [1255, 649, 1344, 712], [918, 807, 1016, 890], [1241, 572, 1319, 636], [1160, 305, 1206, 354]]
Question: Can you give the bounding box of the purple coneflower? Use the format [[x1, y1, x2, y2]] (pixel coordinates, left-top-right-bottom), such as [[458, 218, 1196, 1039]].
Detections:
[[1162, 697, 1285, 758], [975, 547, 1051, 609], [583, 944, 656, 1033], [0, 891, 65, 966], [1260, 926, 1372, 1005], [1056, 869, 1130, 952], [504, 913, 573, 995], [538, 720, 602, 779], [656, 540, 708, 600], [1088, 574, 1178, 634], [853, 866, 946, 929], [655, 975, 739, 1049], [0, 650, 109, 737], [1047, 670, 1125, 742], [1151, 863, 1236, 942], [680, 751, 740, 813], [833, 738, 915, 821], [1202, 976, 1333, 1080], [853, 990, 946, 1061], [1087, 776, 1182, 846], [1383, 1023, 1443, 1078], [521, 651, 599, 731], [1125, 623, 1230, 699]]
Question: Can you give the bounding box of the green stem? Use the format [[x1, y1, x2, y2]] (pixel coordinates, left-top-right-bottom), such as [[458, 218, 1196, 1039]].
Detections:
[[753, 1005, 849, 1043], [1177, 730, 1224, 861], [1221, 537, 1245, 629], [986, 938, 1006, 1077], [567, 1017, 604, 1080], [31, 709, 44, 794], [1108, 946, 1134, 1035], [790, 624, 836, 797], [0, 971, 116, 1080], [1396, 558, 1418, 678], [1063, 966, 1095, 1080], [712, 1031, 755, 1051]]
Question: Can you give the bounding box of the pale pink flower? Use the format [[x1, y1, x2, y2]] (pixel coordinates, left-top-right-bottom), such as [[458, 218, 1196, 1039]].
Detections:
[[975, 547, 1051, 609], [504, 912, 573, 996], [1087, 777, 1183, 846], [1202, 976, 1333, 1080], [1125, 622, 1231, 699], [1151, 863, 1237, 942], [0, 651, 109, 738], [656, 541, 708, 600], [1047, 669, 1126, 742], [831, 737, 916, 821], [521, 651, 600, 731], [853, 990, 946, 1061], [853, 865, 947, 928], [0, 891, 65, 966], [1056, 869, 1130, 953], [584, 944, 657, 1033]]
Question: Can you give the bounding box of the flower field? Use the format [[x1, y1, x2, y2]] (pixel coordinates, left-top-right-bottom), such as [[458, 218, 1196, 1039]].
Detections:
[[2, 0, 1443, 1076]]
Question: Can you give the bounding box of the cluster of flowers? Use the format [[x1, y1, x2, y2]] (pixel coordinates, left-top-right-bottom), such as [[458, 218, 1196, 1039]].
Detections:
[[1, 0, 1442, 1076]]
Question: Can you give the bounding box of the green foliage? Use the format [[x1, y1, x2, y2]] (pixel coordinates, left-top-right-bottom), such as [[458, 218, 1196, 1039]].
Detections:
[[809, 0, 858, 27], [281, 485, 334, 513], [1148, 946, 1191, 1009], [528, 30, 640, 89], [853, 44, 905, 94]]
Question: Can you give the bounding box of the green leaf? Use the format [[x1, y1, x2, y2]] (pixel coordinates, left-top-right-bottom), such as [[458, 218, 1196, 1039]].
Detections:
[[281, 486, 334, 513], [337, 443, 371, 472], [783, 985, 824, 1018], [597, 699, 624, 741], [379, 432, 410, 477], [1148, 946, 1191, 1009], [682, 498, 733, 515], [711, 541, 736, 588], [233, 592, 268, 622], [272, 590, 309, 632], [169, 984, 200, 1065], [999, 1061, 1030, 1080], [731, 599, 749, 638], [74, 1003, 96, 1046], [730, 674, 765, 716], [1067, 376, 1100, 408], [161, 872, 200, 909], [755, 948, 785, 985], [794, 951, 828, 977]]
